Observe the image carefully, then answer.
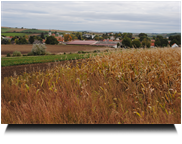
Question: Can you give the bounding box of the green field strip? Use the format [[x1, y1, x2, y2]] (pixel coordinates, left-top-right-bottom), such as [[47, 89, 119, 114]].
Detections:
[[1, 53, 95, 67]]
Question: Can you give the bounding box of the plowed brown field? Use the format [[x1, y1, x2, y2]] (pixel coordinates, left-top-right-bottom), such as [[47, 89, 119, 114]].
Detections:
[[1, 44, 112, 56], [1, 44, 112, 79]]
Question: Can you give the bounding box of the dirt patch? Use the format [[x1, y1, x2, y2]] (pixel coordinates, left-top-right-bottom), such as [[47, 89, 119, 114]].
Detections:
[[1, 59, 90, 80], [1, 44, 113, 55]]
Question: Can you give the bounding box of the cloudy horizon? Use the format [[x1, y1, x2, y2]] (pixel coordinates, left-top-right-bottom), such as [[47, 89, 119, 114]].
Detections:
[[1, 1, 181, 33]]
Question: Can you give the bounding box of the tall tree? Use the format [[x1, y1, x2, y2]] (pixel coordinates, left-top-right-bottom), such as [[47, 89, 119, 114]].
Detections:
[[64, 34, 72, 42], [142, 38, 151, 48], [45, 36, 59, 45], [132, 39, 141, 48], [122, 36, 132, 48], [41, 32, 45, 39], [138, 33, 147, 38], [29, 36, 34, 44]]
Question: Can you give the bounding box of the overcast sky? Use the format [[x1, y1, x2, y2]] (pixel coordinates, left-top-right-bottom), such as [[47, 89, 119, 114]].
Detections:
[[1, 1, 181, 33]]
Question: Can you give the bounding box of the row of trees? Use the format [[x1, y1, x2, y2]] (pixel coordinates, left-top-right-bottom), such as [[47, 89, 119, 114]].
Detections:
[[169, 35, 181, 46], [122, 37, 151, 48]]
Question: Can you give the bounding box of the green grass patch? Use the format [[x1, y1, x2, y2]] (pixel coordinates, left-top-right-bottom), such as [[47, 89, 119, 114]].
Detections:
[[1, 28, 16, 33], [21, 29, 48, 33], [1, 53, 95, 67], [1, 33, 31, 37], [1, 48, 116, 67]]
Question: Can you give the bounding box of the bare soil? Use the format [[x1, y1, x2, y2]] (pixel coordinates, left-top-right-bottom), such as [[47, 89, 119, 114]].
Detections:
[[1, 44, 112, 56], [1, 44, 113, 79]]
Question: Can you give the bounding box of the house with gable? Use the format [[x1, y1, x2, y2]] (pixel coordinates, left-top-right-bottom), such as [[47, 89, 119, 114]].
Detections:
[[171, 43, 179, 48]]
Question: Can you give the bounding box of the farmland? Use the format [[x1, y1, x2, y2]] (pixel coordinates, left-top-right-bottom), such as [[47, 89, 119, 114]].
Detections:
[[1, 48, 181, 124], [1, 33, 31, 37], [21, 29, 48, 33], [1, 28, 16, 33], [1, 53, 92, 67], [1, 44, 112, 56]]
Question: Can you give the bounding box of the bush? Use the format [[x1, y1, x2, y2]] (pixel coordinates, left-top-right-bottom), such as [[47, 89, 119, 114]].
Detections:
[[27, 52, 34, 56], [7, 53, 11, 57], [93, 50, 100, 53], [78, 51, 87, 54], [1, 39, 11, 44], [31, 44, 47, 55], [64, 52, 66, 55], [45, 51, 52, 55], [13, 51, 21, 57]]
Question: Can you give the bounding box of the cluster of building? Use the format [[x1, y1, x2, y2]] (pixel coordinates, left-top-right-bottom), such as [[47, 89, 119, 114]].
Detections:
[[1, 31, 180, 48], [150, 39, 180, 48], [66, 40, 119, 48]]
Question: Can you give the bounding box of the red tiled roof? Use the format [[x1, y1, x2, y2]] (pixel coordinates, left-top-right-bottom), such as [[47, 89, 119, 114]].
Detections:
[[66, 40, 97, 45], [92, 44, 117, 46], [150, 43, 155, 46]]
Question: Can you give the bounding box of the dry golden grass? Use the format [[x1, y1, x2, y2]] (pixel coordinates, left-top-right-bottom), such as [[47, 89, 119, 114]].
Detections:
[[1, 48, 181, 124]]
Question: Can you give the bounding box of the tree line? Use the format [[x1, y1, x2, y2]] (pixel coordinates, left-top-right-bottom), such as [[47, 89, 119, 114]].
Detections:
[[1, 31, 181, 47]]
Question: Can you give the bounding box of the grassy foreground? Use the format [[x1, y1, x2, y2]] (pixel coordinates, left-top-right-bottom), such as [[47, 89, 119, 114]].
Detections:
[[1, 48, 181, 124]]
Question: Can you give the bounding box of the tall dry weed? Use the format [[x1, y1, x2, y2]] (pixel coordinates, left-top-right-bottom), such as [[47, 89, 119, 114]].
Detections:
[[1, 48, 181, 124]]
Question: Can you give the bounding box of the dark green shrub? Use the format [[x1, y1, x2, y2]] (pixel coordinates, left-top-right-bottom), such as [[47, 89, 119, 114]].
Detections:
[[7, 53, 11, 57], [27, 52, 34, 56], [93, 50, 100, 53]]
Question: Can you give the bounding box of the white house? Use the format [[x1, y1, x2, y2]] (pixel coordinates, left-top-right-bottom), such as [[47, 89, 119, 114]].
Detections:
[[110, 36, 115, 40], [82, 34, 95, 39], [112, 44, 117, 48], [171, 43, 178, 48]]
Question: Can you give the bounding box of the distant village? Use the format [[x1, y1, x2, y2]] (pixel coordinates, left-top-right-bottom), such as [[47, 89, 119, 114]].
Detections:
[[1, 29, 181, 48]]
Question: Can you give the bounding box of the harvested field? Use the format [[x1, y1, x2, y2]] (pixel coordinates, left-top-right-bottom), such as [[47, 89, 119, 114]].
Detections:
[[1, 44, 113, 56]]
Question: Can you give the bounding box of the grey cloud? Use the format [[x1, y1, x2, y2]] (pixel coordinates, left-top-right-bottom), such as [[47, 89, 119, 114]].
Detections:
[[1, 1, 181, 33]]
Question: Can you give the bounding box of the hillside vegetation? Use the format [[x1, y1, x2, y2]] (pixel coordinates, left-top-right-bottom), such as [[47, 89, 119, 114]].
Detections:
[[1, 48, 181, 124]]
